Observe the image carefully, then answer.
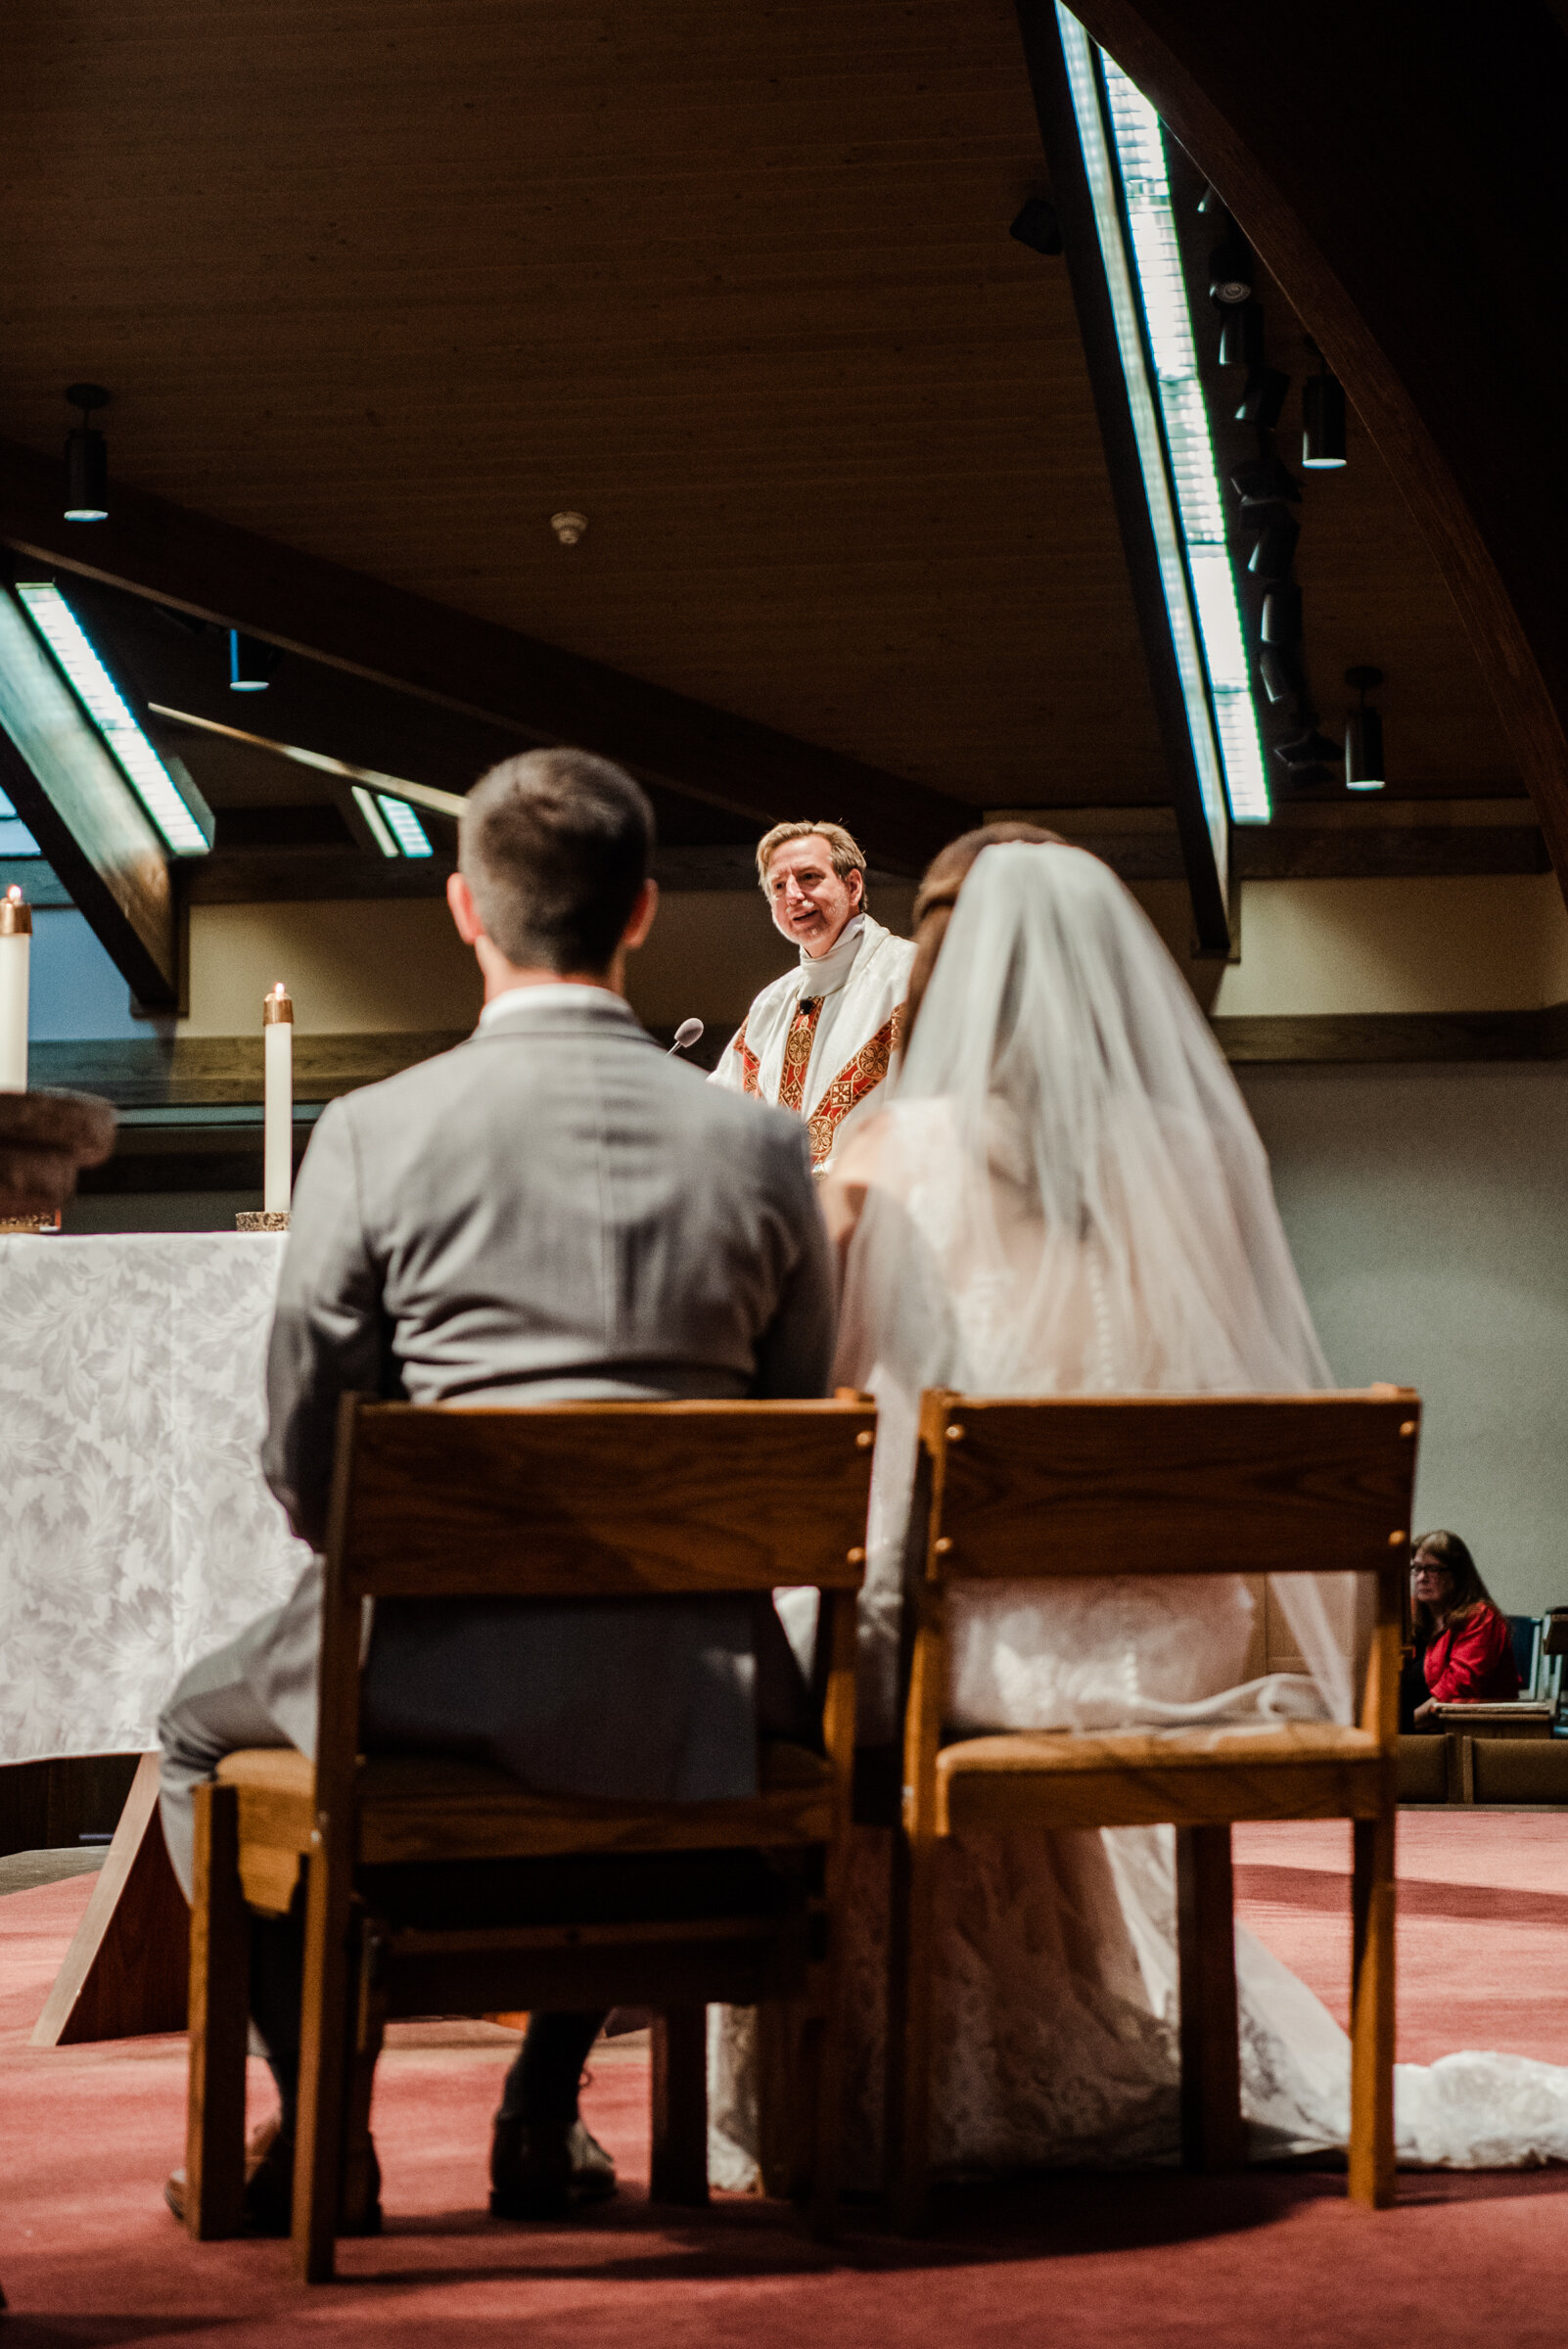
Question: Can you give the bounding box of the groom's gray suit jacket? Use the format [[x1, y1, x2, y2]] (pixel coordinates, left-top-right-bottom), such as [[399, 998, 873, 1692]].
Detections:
[[245, 987, 835, 1802]]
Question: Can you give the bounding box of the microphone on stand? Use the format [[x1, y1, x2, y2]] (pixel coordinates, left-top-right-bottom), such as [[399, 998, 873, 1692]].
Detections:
[[668, 1018, 705, 1057]]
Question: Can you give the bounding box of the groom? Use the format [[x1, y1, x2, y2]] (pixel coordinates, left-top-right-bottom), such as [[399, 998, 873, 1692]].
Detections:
[[710, 821, 915, 1173], [158, 746, 835, 2229]]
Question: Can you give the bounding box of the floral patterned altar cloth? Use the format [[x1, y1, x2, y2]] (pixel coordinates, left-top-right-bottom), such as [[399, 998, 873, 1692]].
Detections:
[[0, 1233, 309, 1764]]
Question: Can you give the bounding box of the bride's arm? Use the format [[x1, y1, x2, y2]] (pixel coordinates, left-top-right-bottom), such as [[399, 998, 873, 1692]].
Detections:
[[818, 1111, 893, 1267]]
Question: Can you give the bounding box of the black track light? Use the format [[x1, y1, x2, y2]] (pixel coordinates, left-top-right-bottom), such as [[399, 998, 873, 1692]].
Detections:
[[1345, 666, 1386, 791], [64, 383, 109, 522], [1235, 367, 1290, 429], [1262, 583, 1303, 648], [1217, 303, 1264, 370], [1208, 237, 1253, 304], [1303, 366, 1348, 469], [1258, 644, 1304, 705], [228, 631, 280, 692], [1009, 198, 1063, 255], [1230, 453, 1300, 509], [1274, 726, 1341, 774], [1248, 510, 1300, 581]]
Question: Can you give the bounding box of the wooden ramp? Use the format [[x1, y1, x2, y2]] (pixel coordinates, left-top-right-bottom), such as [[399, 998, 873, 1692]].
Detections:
[[32, 1754, 189, 2046]]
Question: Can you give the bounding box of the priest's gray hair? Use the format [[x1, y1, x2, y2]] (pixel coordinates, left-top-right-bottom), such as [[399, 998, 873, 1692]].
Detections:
[[755, 819, 867, 896], [460, 747, 654, 974]]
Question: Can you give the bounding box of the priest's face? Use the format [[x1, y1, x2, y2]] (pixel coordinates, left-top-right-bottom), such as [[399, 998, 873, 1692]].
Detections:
[[764, 835, 864, 957]]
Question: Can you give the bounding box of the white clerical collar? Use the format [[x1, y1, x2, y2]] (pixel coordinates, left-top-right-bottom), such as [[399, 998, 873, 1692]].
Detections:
[[479, 982, 630, 1029], [798, 912, 868, 1000]]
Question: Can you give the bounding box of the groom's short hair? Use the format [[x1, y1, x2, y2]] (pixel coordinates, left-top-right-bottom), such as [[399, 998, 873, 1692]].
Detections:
[[460, 747, 654, 974], [755, 819, 867, 896]]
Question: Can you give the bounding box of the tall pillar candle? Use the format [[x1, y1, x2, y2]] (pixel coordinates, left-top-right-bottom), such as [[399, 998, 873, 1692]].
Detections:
[[0, 886, 30, 1094], [262, 982, 294, 1213]]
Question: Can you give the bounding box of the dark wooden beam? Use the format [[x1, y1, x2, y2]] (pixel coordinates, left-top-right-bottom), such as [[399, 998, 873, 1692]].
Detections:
[[1014, 0, 1230, 954], [0, 438, 968, 878], [179, 849, 454, 906], [1233, 826, 1549, 882], [0, 586, 176, 1004], [29, 1031, 468, 1109], [1044, 822, 1550, 883], [1214, 1004, 1568, 1065], [180, 840, 920, 904], [1063, 0, 1568, 909]]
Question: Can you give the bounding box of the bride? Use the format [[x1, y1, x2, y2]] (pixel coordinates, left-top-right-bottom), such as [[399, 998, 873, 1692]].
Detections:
[[710, 829, 1568, 2186]]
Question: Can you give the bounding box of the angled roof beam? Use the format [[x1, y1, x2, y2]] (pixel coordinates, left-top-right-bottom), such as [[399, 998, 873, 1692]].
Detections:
[[0, 583, 176, 1005], [0, 438, 968, 877]]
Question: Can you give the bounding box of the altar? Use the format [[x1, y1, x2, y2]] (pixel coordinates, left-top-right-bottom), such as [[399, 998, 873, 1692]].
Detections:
[[0, 1232, 308, 1768]]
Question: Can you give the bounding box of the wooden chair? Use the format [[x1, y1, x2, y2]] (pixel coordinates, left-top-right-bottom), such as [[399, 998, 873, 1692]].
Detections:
[[183, 1395, 873, 2280], [885, 1386, 1419, 2230]]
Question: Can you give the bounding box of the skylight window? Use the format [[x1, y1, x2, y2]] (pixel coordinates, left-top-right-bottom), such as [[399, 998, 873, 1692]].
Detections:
[[1057, 9, 1270, 827], [14, 583, 211, 855], [351, 785, 400, 858], [377, 795, 434, 857]]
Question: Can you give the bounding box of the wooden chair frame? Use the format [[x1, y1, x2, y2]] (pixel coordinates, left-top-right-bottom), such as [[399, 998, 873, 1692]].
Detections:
[[885, 1387, 1418, 2230], [184, 1394, 872, 2280]]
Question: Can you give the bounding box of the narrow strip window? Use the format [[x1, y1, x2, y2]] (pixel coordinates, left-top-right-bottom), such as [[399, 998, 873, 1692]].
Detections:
[[1057, 8, 1269, 827]]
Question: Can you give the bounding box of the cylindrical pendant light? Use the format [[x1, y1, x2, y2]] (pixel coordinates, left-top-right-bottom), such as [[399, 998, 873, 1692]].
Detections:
[[229, 631, 277, 691], [1302, 369, 1348, 469], [1345, 666, 1386, 791], [63, 383, 110, 522]]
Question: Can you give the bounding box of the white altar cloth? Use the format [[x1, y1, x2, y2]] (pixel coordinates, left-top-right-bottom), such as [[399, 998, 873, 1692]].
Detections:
[[0, 1233, 308, 1765]]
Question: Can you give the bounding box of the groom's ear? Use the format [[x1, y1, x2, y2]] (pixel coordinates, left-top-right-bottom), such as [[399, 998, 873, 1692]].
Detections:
[[447, 869, 485, 946], [622, 876, 659, 951]]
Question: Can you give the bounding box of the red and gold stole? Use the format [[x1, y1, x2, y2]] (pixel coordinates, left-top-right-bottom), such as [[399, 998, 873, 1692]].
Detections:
[[776, 995, 823, 1114], [805, 1001, 904, 1171]]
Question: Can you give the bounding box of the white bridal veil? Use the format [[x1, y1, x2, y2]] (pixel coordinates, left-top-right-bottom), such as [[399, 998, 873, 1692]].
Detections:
[[834, 842, 1359, 1739]]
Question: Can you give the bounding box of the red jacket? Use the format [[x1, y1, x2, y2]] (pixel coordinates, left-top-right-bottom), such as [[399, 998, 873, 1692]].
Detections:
[[1423, 1604, 1522, 1703]]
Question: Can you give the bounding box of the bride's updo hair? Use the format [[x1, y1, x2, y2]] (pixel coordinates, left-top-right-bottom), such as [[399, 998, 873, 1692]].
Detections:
[[905, 820, 1067, 1041]]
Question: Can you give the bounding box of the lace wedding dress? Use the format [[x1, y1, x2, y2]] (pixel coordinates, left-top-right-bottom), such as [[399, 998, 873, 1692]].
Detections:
[[710, 845, 1568, 2186]]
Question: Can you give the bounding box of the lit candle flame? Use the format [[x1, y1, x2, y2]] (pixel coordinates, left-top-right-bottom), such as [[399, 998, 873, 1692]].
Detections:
[[4, 886, 21, 903], [272, 981, 286, 996]]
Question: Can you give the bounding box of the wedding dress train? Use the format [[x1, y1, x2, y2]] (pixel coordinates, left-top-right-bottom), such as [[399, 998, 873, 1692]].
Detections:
[[710, 844, 1568, 2188]]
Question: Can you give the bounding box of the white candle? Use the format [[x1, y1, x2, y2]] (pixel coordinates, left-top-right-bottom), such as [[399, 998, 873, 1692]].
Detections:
[[262, 982, 294, 1213], [0, 885, 30, 1094]]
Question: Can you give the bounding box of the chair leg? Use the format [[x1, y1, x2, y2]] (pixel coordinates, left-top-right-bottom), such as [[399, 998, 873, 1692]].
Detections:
[[343, 1927, 387, 2231], [650, 2006, 709, 2207], [884, 1830, 937, 2234], [1176, 1824, 1246, 2173], [803, 1993, 843, 2242], [185, 1781, 249, 2239], [1349, 1808, 1397, 2207], [292, 1849, 356, 2282]]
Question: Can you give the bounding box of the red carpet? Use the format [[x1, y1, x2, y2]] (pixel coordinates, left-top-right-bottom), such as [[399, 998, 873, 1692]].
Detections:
[[2, 1816, 1565, 2347]]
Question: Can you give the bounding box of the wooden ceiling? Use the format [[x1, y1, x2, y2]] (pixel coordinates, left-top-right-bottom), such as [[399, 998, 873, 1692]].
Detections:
[[0, 0, 1523, 830]]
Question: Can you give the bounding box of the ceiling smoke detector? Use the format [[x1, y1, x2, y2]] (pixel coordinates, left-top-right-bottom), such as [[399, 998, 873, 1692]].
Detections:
[[550, 510, 587, 546]]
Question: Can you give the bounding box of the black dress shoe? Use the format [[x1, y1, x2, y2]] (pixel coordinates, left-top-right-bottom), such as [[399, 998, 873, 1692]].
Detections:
[[489, 2117, 618, 2220]]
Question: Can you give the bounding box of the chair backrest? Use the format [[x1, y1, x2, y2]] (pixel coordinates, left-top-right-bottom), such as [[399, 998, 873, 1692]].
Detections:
[[919, 1389, 1418, 1588], [311, 1397, 875, 1834], [326, 1395, 876, 1600], [1507, 1614, 1540, 1697], [904, 1388, 1419, 1750]]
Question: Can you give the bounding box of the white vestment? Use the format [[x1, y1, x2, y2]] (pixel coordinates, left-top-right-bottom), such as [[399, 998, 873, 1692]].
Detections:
[[709, 844, 1568, 2186], [709, 912, 916, 1172]]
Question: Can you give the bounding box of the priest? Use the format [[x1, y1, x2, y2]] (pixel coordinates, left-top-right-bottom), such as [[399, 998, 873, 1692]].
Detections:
[[710, 820, 915, 1173]]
